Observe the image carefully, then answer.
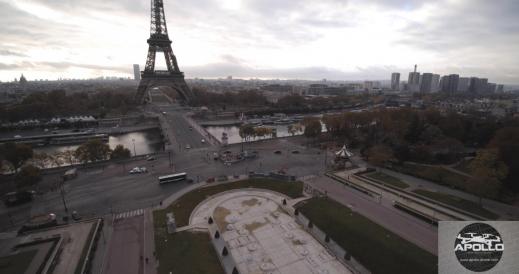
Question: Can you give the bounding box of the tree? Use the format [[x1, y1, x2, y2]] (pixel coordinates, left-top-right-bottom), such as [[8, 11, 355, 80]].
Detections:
[[15, 165, 41, 190], [75, 140, 111, 163], [469, 149, 508, 204], [111, 145, 131, 160], [365, 145, 394, 166], [239, 124, 255, 151], [487, 127, 519, 192], [60, 150, 76, 166], [288, 124, 302, 136], [31, 152, 52, 169], [2, 143, 33, 173], [303, 118, 322, 141]]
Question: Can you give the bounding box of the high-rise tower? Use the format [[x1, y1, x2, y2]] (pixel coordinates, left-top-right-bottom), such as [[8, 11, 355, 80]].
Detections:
[[134, 0, 193, 104]]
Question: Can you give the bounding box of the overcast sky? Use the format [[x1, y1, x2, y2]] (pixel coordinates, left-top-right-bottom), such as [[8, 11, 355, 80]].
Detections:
[[0, 0, 518, 84]]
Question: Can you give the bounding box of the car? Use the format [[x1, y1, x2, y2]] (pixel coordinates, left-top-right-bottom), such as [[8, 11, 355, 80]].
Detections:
[[146, 155, 155, 161], [129, 167, 147, 174], [162, 111, 167, 115], [185, 144, 191, 149], [274, 150, 282, 154], [201, 139, 206, 143], [189, 126, 193, 131], [13, 135, 22, 138], [291, 150, 300, 154]]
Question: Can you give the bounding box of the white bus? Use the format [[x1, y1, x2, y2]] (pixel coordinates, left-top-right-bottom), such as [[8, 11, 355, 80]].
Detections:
[[158, 172, 188, 184]]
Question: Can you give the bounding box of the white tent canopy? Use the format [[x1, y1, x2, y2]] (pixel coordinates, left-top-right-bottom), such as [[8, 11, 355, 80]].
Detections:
[[335, 145, 353, 158]]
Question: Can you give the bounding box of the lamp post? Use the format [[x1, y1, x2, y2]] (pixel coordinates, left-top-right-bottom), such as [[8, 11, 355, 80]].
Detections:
[[60, 178, 69, 213]]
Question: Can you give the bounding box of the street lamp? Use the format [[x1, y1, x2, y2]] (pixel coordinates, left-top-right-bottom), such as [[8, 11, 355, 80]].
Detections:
[[60, 178, 69, 213], [132, 138, 137, 156]]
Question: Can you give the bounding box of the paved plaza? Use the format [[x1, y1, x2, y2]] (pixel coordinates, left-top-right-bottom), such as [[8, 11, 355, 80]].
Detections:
[[191, 190, 351, 274]]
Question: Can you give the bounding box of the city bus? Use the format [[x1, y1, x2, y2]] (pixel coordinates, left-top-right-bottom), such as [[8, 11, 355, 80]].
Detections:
[[158, 172, 188, 184]]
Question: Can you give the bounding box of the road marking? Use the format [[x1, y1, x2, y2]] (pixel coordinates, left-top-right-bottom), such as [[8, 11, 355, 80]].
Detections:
[[115, 209, 145, 220]]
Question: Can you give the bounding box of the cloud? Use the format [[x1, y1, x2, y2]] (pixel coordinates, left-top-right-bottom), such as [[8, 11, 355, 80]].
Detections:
[[0, 50, 27, 57], [0, 0, 518, 84]]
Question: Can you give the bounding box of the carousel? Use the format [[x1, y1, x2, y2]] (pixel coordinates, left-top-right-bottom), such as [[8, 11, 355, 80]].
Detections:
[[332, 145, 355, 169]]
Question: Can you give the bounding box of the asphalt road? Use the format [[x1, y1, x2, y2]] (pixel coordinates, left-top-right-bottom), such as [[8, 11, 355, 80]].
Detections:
[[0, 134, 328, 231]]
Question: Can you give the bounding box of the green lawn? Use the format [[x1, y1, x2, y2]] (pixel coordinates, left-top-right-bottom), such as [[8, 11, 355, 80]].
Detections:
[[365, 172, 410, 189], [393, 163, 470, 190], [156, 178, 303, 227], [0, 250, 37, 274], [453, 159, 473, 175], [298, 197, 437, 274], [153, 230, 225, 274], [412, 189, 499, 220]]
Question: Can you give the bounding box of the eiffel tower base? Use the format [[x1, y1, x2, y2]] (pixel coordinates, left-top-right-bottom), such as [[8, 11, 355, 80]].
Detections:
[[135, 73, 194, 104]]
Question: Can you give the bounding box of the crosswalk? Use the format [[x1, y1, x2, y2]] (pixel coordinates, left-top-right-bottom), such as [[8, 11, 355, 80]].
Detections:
[[114, 209, 144, 220]]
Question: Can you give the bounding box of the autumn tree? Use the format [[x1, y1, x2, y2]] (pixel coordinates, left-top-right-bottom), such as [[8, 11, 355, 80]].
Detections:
[[303, 118, 322, 141], [239, 124, 255, 151], [110, 145, 131, 160], [487, 127, 519, 191], [468, 149, 508, 204], [75, 140, 111, 163], [1, 143, 33, 173], [15, 165, 41, 190], [365, 145, 394, 166]]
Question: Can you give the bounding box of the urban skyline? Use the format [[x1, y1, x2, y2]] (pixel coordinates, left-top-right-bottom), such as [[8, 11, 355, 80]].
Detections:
[[1, 0, 519, 84]]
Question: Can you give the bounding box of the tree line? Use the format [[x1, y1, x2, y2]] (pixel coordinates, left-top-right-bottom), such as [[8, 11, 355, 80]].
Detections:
[[318, 108, 519, 195], [1, 141, 132, 190], [1, 88, 137, 122]]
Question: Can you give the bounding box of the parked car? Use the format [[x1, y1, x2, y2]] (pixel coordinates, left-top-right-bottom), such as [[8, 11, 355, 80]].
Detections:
[[146, 155, 155, 161], [129, 167, 148, 174], [185, 144, 191, 149], [201, 139, 206, 143]]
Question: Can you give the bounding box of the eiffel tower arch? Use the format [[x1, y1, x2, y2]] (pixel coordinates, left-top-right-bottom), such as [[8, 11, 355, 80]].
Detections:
[[134, 0, 194, 104]]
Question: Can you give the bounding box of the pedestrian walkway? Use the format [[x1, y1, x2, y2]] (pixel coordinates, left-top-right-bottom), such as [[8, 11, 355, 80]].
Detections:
[[114, 209, 144, 220]]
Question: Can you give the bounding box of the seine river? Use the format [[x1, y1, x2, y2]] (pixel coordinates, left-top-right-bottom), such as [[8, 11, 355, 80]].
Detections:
[[205, 125, 303, 144], [34, 129, 164, 156]]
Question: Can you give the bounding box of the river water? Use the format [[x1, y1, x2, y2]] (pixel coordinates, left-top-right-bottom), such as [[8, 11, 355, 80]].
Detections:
[[34, 129, 164, 156], [205, 125, 303, 144]]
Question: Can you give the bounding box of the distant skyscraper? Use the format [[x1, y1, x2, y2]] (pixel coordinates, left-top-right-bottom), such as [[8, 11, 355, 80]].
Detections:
[[496, 84, 504, 93], [407, 64, 420, 92], [478, 78, 489, 93], [487, 82, 497, 93], [458, 77, 470, 92], [133, 64, 141, 81], [431, 74, 440, 92], [440, 74, 459, 93], [391, 73, 400, 91], [420, 73, 433, 93], [468, 77, 489, 93]]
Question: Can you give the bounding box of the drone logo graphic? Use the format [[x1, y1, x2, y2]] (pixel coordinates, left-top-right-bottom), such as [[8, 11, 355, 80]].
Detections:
[[456, 233, 502, 245], [454, 222, 504, 272]]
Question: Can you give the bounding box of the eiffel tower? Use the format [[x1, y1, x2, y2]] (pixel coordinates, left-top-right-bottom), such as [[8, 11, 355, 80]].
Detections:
[[134, 0, 194, 104]]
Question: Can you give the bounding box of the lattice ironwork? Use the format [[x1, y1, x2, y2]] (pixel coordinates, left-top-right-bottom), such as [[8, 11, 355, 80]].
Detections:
[[134, 0, 193, 104]]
